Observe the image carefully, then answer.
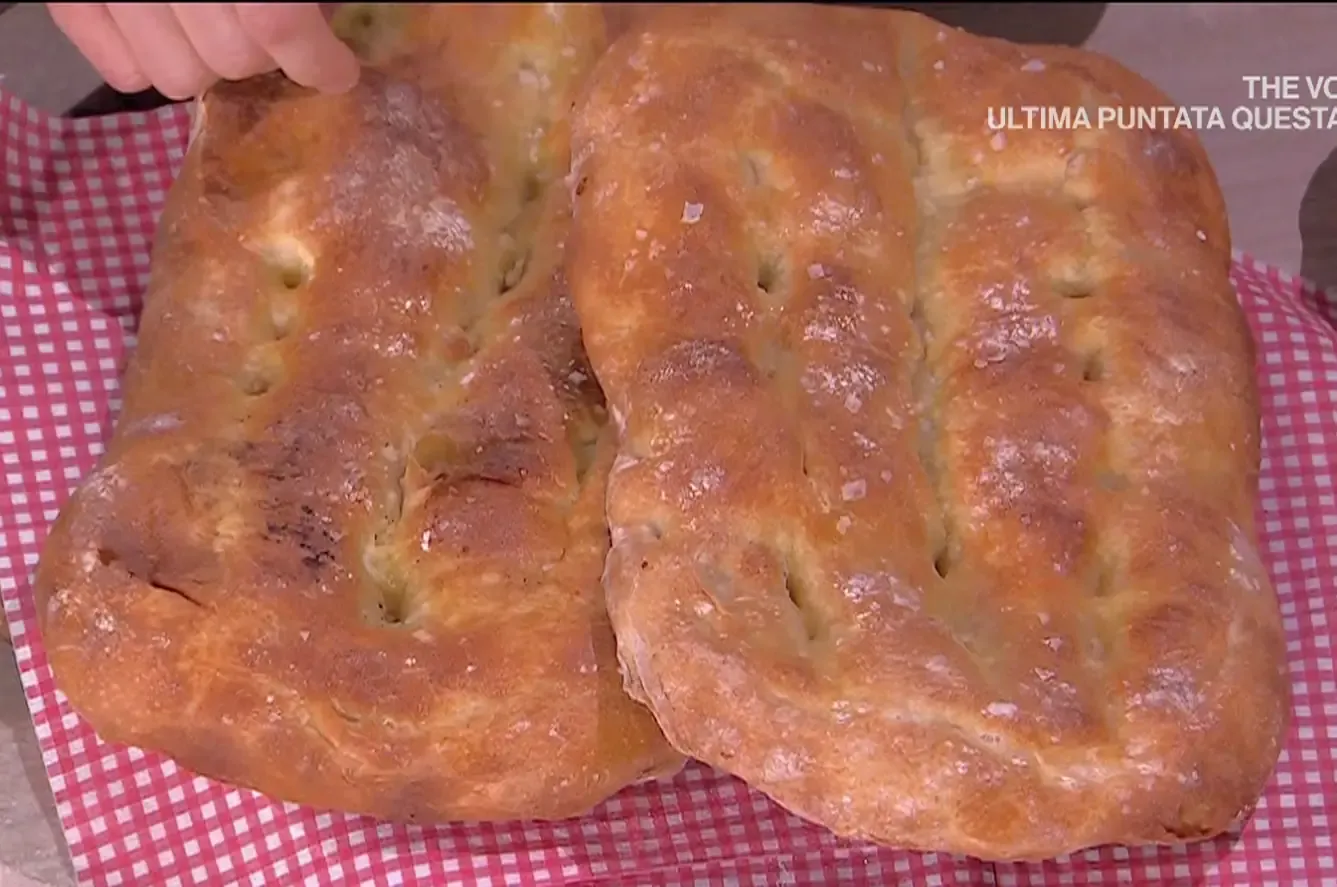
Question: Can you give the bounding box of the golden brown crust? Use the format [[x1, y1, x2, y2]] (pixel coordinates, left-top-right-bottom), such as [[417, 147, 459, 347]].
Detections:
[[568, 5, 1289, 861], [34, 4, 680, 823]]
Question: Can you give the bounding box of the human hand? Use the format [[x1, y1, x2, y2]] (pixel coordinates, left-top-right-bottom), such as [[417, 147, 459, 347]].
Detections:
[[47, 3, 360, 100]]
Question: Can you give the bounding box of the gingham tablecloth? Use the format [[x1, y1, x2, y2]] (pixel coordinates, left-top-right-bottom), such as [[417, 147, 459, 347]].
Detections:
[[1, 86, 1334, 887]]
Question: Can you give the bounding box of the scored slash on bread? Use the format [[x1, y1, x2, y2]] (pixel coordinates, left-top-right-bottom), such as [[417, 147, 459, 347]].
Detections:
[[567, 4, 1289, 861], [33, 4, 681, 823]]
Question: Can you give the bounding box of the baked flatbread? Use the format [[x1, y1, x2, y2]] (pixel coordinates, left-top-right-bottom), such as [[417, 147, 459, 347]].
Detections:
[[567, 4, 1289, 860], [35, 3, 680, 823]]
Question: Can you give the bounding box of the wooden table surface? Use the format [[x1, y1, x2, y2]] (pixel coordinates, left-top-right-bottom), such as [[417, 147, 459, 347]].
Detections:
[[3, 4, 1336, 884]]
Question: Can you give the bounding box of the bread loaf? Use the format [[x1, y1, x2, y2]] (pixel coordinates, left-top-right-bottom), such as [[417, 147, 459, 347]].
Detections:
[[34, 3, 680, 823], [567, 4, 1289, 860]]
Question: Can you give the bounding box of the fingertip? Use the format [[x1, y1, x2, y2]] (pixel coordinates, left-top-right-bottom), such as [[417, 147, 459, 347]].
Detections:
[[105, 66, 153, 96], [299, 29, 361, 94], [156, 72, 216, 102], [319, 52, 361, 95], [285, 48, 359, 95]]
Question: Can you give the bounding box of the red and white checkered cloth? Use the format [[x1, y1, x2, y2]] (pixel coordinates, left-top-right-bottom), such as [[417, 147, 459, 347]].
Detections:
[[1, 86, 1334, 887]]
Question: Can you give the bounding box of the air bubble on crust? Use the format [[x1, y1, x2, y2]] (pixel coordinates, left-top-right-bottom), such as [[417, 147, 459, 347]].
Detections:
[[249, 238, 312, 341], [569, 413, 603, 486], [741, 151, 771, 189], [497, 174, 545, 296], [756, 252, 786, 299], [256, 237, 314, 291], [1081, 350, 1106, 382], [1051, 260, 1095, 299], [361, 541, 416, 628], [497, 232, 530, 294], [1091, 558, 1116, 598], [933, 543, 953, 580], [236, 374, 272, 401], [784, 563, 825, 644], [269, 295, 300, 341], [237, 346, 284, 396]]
